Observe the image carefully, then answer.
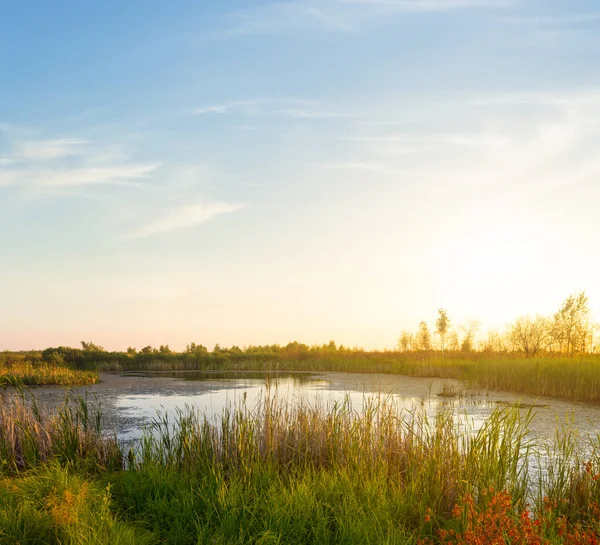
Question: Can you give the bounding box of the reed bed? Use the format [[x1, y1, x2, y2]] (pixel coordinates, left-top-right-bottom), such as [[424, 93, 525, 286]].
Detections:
[[3, 391, 600, 543], [0, 361, 98, 386], [0, 390, 122, 475], [461, 357, 600, 402], [100, 353, 600, 403]]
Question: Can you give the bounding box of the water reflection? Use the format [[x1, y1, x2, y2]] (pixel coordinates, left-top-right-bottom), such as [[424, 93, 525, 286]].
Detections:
[[28, 370, 600, 457]]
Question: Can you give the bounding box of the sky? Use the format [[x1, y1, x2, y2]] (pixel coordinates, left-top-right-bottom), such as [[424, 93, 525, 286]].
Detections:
[[1, 0, 600, 351]]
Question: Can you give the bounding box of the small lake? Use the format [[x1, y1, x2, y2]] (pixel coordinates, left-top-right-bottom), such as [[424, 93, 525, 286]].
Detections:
[[28, 370, 600, 454]]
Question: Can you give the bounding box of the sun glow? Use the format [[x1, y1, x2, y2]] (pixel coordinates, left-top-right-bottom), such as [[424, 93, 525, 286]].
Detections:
[[435, 220, 573, 328]]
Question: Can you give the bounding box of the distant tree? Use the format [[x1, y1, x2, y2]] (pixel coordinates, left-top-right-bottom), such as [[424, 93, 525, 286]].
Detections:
[[185, 342, 208, 356], [140, 345, 153, 354], [81, 341, 105, 352], [460, 319, 480, 353], [480, 329, 507, 354], [398, 331, 413, 352], [415, 321, 432, 352], [508, 316, 550, 358], [435, 309, 451, 356], [447, 330, 460, 352], [323, 340, 338, 352], [550, 292, 592, 356], [126, 347, 137, 356], [159, 345, 173, 355]]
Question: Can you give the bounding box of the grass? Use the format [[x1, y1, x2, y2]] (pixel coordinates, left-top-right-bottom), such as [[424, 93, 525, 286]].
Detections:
[[0, 390, 122, 475], [9, 345, 600, 402], [111, 353, 600, 403], [0, 361, 98, 386], [3, 389, 600, 543], [0, 464, 153, 545]]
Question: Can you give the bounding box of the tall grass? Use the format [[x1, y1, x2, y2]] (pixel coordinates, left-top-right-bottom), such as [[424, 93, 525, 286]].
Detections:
[[0, 361, 98, 386], [0, 464, 153, 545], [461, 356, 600, 402], [95, 351, 600, 403], [4, 390, 600, 542], [0, 389, 122, 475]]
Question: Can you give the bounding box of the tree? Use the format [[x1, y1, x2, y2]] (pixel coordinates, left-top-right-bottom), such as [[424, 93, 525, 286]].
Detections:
[[398, 331, 413, 352], [480, 329, 507, 354], [460, 319, 480, 353], [159, 345, 173, 355], [550, 292, 591, 356], [435, 309, 451, 356], [415, 321, 432, 352], [508, 316, 550, 358], [447, 330, 460, 352], [80, 341, 105, 352], [185, 342, 208, 356]]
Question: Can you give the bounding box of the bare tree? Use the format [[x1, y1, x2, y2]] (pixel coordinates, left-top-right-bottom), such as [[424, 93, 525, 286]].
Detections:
[[508, 315, 550, 358], [460, 319, 480, 353], [550, 292, 591, 356], [480, 329, 507, 354]]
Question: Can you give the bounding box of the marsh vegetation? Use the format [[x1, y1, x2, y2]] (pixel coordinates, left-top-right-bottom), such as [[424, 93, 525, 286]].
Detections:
[[2, 387, 600, 543]]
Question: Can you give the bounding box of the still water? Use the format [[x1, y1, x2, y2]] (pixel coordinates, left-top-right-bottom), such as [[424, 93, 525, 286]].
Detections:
[[31, 370, 600, 451]]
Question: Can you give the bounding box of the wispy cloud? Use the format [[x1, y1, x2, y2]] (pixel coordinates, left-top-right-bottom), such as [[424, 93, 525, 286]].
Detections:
[[0, 129, 157, 194], [219, 0, 516, 36], [190, 98, 347, 120], [336, 0, 513, 9], [319, 161, 419, 175], [192, 100, 260, 115], [14, 138, 89, 160], [33, 164, 158, 189], [129, 201, 245, 239], [498, 11, 600, 26]]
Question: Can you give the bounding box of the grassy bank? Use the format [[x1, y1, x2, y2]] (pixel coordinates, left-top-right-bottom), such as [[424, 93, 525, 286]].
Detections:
[[10, 344, 600, 402], [0, 361, 98, 386], [2, 392, 600, 543]]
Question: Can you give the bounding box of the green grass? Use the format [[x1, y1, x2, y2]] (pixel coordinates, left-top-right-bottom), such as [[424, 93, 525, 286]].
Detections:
[[0, 464, 153, 545], [3, 391, 600, 543], [0, 361, 98, 386], [0, 390, 122, 475]]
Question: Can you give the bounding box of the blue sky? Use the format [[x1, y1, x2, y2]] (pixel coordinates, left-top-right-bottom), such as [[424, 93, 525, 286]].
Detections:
[[1, 0, 600, 350]]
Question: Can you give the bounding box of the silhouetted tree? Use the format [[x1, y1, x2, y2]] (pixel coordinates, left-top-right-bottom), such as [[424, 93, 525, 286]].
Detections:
[[415, 321, 432, 352], [508, 316, 550, 358], [435, 309, 451, 356]]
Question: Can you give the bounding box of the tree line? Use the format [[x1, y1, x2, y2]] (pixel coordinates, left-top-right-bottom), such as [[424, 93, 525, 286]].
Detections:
[[398, 292, 598, 358]]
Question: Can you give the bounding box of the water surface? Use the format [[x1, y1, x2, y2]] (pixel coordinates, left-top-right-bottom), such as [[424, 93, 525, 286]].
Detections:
[[29, 370, 600, 452]]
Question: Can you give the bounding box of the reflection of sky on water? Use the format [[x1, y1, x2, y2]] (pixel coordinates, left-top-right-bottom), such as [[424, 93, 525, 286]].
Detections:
[[26, 370, 600, 496], [31, 370, 600, 462], [113, 373, 600, 454], [115, 377, 436, 440]]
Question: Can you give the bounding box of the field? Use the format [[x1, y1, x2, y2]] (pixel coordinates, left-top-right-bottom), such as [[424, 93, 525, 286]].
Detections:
[[2, 390, 600, 544]]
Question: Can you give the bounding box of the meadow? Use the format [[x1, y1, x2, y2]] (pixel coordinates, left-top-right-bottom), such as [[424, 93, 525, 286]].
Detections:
[[2, 389, 600, 544]]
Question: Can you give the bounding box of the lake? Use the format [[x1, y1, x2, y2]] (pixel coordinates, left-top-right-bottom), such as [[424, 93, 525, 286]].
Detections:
[[28, 370, 600, 454]]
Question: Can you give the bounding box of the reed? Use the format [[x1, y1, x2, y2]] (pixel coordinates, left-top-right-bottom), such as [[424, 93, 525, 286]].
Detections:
[[0, 361, 97, 386], [4, 390, 600, 543], [0, 389, 122, 475]]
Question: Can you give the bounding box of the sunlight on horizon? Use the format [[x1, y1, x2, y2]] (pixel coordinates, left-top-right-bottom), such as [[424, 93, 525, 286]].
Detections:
[[1, 1, 600, 351]]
